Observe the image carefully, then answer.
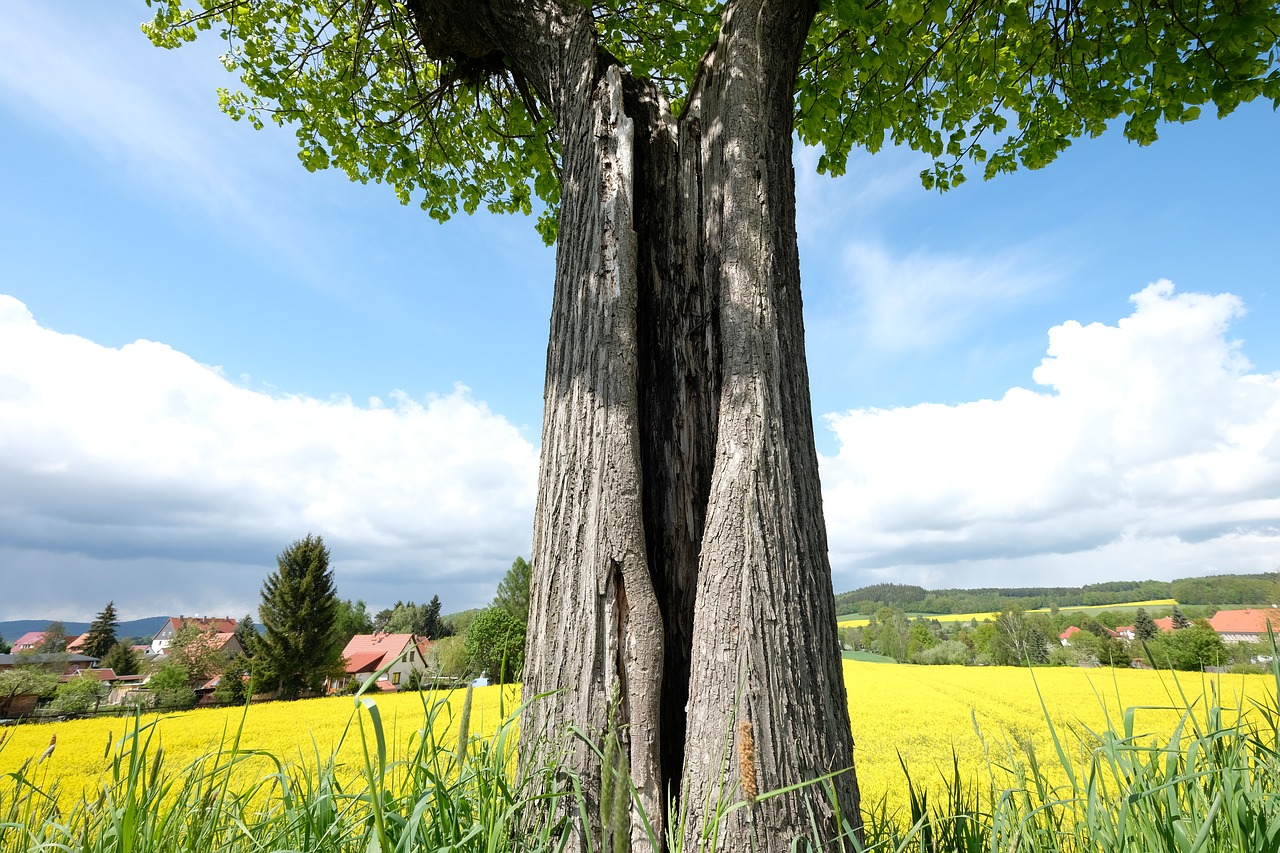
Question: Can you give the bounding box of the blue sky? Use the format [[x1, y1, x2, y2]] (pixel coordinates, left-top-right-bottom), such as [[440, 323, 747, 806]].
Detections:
[[2, 2, 1278, 622]]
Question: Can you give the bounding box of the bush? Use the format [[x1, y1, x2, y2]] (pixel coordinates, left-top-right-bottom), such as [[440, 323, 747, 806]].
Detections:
[[1144, 624, 1228, 670], [148, 662, 196, 709], [914, 640, 970, 665], [51, 673, 108, 713]]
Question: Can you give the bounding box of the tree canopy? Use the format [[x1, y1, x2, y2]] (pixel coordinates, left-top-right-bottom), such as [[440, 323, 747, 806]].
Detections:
[[255, 534, 343, 699], [145, 0, 1280, 238], [492, 556, 532, 626], [82, 601, 120, 660]]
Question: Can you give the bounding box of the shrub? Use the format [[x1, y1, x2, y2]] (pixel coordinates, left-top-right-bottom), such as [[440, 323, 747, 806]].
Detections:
[[147, 662, 196, 709], [914, 640, 970, 665], [51, 673, 107, 713]]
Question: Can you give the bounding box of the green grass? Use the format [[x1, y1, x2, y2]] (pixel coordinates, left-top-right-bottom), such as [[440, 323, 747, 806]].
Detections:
[[5, 634, 1280, 852], [841, 651, 898, 664]]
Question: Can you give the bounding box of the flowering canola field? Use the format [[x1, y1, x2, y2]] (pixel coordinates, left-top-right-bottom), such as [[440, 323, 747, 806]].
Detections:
[[2, 664, 1273, 821]]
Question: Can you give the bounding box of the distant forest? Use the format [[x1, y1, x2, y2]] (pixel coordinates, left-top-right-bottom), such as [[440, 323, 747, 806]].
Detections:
[[834, 572, 1279, 617]]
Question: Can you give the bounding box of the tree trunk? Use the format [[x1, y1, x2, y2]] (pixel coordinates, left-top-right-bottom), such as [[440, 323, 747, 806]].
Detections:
[[410, 1, 861, 849]]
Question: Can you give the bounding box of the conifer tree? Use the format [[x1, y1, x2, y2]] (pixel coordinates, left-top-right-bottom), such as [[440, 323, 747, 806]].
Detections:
[[1133, 607, 1159, 642], [101, 642, 140, 676], [1172, 605, 1192, 630], [255, 534, 342, 700], [82, 601, 120, 659]]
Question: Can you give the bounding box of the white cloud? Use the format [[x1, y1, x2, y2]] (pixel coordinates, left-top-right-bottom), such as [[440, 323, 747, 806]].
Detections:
[[820, 281, 1280, 590], [840, 240, 1060, 353], [0, 295, 538, 619]]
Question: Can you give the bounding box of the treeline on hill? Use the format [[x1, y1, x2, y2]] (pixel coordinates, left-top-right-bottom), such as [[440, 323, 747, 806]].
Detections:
[[834, 572, 1279, 617], [842, 604, 1272, 672]]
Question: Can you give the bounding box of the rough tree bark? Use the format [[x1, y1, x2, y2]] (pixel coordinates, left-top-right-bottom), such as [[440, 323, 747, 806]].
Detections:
[[409, 1, 860, 849]]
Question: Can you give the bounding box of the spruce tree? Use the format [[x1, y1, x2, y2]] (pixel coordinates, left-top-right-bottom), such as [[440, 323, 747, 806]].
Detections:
[[1133, 608, 1159, 642], [234, 614, 259, 657], [255, 534, 342, 700], [1172, 605, 1192, 630], [421, 595, 449, 640], [82, 601, 120, 659], [101, 642, 140, 676]]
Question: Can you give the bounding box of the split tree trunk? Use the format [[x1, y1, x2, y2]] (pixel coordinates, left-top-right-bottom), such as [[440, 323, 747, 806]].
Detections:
[[409, 1, 860, 849]]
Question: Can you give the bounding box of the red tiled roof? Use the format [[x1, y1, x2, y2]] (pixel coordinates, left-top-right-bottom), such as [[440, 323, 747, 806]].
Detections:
[[61, 668, 117, 682], [163, 616, 239, 635], [1059, 626, 1082, 640], [1153, 617, 1176, 631], [65, 633, 91, 652], [341, 633, 419, 658], [345, 651, 387, 674], [11, 631, 46, 650], [1208, 608, 1280, 634]]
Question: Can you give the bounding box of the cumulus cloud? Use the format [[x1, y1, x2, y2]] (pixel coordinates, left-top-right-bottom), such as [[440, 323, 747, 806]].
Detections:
[[821, 281, 1280, 590], [0, 296, 538, 619]]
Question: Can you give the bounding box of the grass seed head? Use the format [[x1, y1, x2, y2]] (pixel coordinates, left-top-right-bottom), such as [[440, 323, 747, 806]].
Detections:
[[738, 720, 757, 807]]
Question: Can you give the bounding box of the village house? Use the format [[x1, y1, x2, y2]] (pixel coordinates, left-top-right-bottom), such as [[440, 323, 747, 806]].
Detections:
[[150, 616, 240, 655], [331, 633, 434, 693], [1058, 625, 1122, 646], [1207, 607, 1280, 644], [65, 633, 92, 654], [9, 631, 48, 652]]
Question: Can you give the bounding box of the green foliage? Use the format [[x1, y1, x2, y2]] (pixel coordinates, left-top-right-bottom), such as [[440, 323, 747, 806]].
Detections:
[[81, 601, 120, 660], [51, 673, 108, 714], [145, 0, 562, 242], [165, 622, 227, 681], [492, 556, 532, 626], [100, 642, 141, 677], [255, 534, 343, 699], [429, 636, 470, 680], [464, 608, 525, 684], [1171, 604, 1192, 630], [147, 662, 197, 709], [145, 0, 1280, 247], [1173, 572, 1280, 605], [383, 597, 451, 640], [836, 573, 1280, 617], [0, 666, 59, 703], [234, 614, 259, 657], [37, 621, 68, 653], [913, 639, 970, 666], [0, 634, 7, 654], [211, 657, 252, 704], [332, 598, 374, 648], [800, 0, 1280, 191], [990, 609, 1049, 666], [1143, 622, 1229, 671], [1133, 607, 1158, 642]]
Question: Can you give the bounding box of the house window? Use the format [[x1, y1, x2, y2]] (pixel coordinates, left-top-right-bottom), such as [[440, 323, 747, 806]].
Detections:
[[409, 651, 415, 662], [392, 672, 401, 685]]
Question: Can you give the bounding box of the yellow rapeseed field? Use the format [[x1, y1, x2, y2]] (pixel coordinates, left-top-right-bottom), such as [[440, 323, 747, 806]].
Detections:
[[2, 663, 1273, 822], [0, 685, 519, 811]]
